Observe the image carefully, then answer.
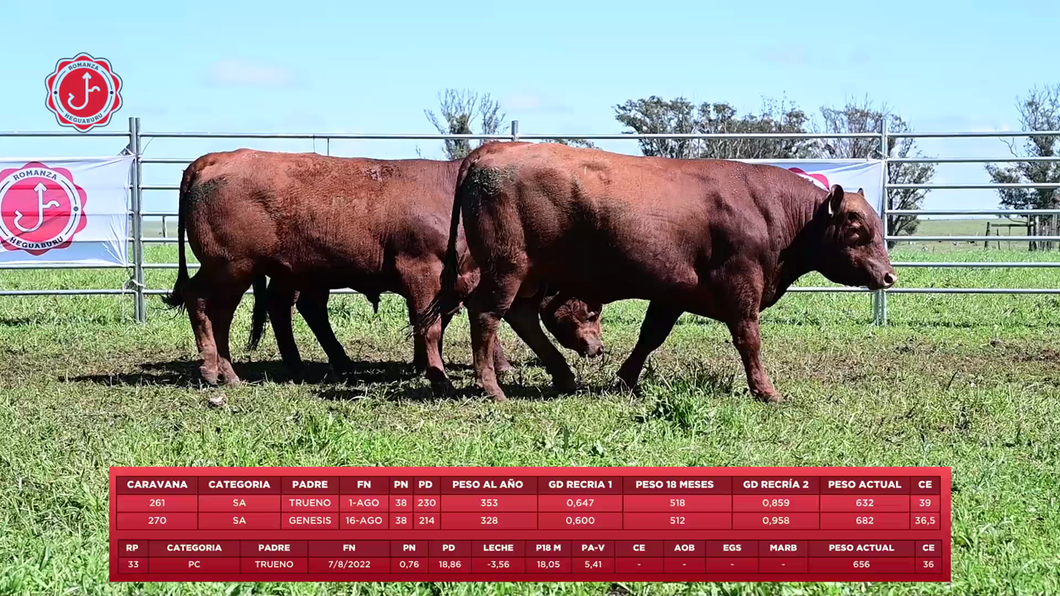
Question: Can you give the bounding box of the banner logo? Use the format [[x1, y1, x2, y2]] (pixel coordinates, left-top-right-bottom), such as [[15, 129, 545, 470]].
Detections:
[[787, 167, 832, 191], [0, 162, 89, 255], [45, 53, 123, 132]]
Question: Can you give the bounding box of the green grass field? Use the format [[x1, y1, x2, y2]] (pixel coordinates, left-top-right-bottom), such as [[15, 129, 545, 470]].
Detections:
[[1, 220, 1059, 595]]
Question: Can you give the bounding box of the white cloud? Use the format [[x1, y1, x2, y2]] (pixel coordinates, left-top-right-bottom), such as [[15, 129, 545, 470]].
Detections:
[[205, 59, 296, 88]]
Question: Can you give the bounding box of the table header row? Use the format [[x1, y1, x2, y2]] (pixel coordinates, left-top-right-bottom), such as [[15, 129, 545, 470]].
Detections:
[[116, 476, 942, 495]]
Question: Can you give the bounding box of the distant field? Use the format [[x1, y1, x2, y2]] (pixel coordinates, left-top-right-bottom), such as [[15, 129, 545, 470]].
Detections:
[[140, 215, 1043, 248], [891, 217, 1050, 254], [1, 237, 1059, 594]]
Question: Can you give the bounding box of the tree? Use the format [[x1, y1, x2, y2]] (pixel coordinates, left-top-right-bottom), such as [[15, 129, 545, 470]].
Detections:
[[613, 96, 700, 158], [543, 138, 598, 149], [698, 97, 812, 160], [424, 88, 507, 160], [612, 95, 812, 159], [984, 84, 1060, 250], [814, 97, 936, 246]]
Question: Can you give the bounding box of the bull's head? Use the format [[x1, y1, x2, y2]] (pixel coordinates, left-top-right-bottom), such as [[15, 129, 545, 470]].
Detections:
[[539, 291, 604, 358], [816, 185, 897, 291]]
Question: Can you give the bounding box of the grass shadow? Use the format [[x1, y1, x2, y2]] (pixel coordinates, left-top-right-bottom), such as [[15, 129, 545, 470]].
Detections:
[[312, 370, 579, 404], [69, 358, 431, 388]]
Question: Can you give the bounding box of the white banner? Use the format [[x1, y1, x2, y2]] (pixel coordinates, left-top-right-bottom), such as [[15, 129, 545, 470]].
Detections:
[[749, 160, 886, 215], [0, 156, 132, 266]]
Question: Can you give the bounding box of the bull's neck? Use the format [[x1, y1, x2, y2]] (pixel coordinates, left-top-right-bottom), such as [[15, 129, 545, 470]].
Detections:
[[767, 188, 830, 306]]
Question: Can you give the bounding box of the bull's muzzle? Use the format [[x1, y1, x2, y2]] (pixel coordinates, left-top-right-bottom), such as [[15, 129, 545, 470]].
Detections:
[[582, 338, 605, 358]]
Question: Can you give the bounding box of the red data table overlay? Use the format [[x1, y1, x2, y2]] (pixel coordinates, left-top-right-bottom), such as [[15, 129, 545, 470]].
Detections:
[[109, 467, 951, 583]]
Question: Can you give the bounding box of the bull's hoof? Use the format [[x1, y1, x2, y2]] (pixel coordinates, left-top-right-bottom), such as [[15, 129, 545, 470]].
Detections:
[[200, 366, 220, 387], [552, 373, 578, 394], [613, 374, 638, 392], [280, 363, 305, 383], [754, 391, 784, 405], [428, 372, 456, 396], [223, 375, 241, 388], [477, 381, 508, 403], [328, 358, 353, 377]]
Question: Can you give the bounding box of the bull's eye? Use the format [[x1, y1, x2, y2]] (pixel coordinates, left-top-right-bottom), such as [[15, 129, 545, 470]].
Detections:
[[844, 230, 863, 247], [849, 228, 872, 246]]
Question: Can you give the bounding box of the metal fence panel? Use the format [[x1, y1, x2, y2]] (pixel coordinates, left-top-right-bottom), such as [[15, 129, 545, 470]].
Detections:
[[2, 120, 1060, 326]]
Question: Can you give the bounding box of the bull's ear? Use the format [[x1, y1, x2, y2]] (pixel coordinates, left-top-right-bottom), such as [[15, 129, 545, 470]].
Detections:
[[827, 184, 845, 216], [856, 187, 864, 195]]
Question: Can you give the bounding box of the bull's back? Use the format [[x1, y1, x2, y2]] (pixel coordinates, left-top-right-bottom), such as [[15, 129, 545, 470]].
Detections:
[[459, 143, 781, 303], [184, 150, 461, 287]]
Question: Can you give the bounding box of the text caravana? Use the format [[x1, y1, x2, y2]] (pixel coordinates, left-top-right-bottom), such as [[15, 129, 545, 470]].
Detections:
[[126, 479, 188, 490]]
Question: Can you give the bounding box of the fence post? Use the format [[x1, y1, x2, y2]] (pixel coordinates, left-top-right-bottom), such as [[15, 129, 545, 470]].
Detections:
[[129, 117, 145, 323], [511, 120, 519, 142], [874, 121, 889, 325]]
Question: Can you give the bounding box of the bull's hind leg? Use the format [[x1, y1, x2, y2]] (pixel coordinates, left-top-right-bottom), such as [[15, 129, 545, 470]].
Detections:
[[469, 310, 506, 401], [296, 287, 353, 375], [435, 311, 511, 374], [465, 271, 526, 403], [185, 281, 219, 386], [503, 297, 576, 392], [616, 301, 684, 389], [207, 288, 248, 387]]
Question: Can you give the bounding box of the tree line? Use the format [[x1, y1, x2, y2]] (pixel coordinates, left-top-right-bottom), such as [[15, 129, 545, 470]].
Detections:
[[422, 86, 1060, 247]]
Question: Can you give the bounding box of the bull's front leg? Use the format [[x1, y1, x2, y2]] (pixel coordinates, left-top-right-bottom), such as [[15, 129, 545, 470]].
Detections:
[[616, 301, 683, 390], [405, 294, 456, 395], [265, 281, 303, 375], [503, 297, 576, 393], [296, 287, 353, 375], [726, 315, 782, 403], [492, 340, 514, 375]]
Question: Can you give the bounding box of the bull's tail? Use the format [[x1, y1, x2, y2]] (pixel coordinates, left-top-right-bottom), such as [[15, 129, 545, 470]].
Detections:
[[161, 164, 197, 312], [418, 160, 474, 335], [247, 274, 269, 351]]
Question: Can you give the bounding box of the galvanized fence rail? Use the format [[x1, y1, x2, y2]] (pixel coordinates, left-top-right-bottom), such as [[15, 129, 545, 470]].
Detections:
[[2, 117, 1059, 324]]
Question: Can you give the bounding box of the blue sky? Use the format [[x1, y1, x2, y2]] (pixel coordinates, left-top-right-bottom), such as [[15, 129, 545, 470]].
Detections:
[[1, 0, 1057, 213]]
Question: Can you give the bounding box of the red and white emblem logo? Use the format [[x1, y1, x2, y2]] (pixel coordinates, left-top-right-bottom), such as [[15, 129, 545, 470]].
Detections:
[[0, 162, 88, 255], [45, 53, 123, 132], [788, 167, 831, 191]]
